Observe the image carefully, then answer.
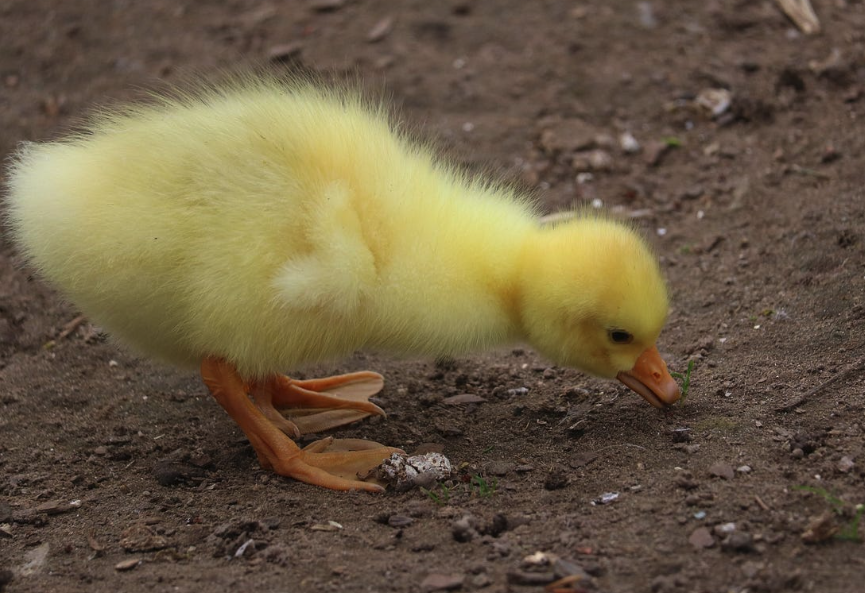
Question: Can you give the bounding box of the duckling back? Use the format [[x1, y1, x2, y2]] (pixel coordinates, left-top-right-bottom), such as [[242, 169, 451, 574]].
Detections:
[[5, 79, 535, 377]]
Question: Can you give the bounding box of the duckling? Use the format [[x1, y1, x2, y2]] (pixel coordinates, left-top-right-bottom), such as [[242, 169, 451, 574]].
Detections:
[[5, 77, 680, 492]]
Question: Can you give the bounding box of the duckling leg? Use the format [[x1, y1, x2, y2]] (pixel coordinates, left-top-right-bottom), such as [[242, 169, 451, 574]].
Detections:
[[249, 372, 387, 436], [201, 357, 399, 492]]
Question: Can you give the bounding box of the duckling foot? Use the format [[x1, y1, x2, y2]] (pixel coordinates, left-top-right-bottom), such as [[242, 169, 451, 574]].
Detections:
[[249, 371, 387, 437], [201, 357, 400, 492]]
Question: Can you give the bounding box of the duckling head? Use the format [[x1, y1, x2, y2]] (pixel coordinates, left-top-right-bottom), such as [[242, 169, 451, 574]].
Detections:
[[518, 215, 680, 407]]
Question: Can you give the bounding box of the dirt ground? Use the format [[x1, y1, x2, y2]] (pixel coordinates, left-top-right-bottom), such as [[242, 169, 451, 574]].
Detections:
[[2, 1, 865, 592]]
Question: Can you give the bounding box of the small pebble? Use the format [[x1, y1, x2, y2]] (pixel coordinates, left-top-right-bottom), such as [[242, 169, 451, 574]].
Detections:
[[722, 532, 755, 553], [591, 492, 619, 506], [708, 462, 735, 480], [452, 515, 477, 543], [114, 558, 140, 572], [688, 527, 715, 549], [736, 465, 752, 474], [387, 515, 414, 528], [267, 42, 303, 62], [802, 512, 840, 543], [837, 456, 854, 473], [487, 461, 515, 476], [420, 573, 464, 592], [544, 468, 569, 490], [470, 573, 491, 588], [367, 16, 394, 43], [714, 522, 736, 536], [619, 131, 640, 153]]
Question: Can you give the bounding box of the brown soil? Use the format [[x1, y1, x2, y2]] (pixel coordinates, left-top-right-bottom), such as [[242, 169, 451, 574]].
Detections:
[[2, 1, 865, 592]]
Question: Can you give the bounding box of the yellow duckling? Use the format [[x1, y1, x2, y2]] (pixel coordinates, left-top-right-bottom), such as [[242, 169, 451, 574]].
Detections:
[[5, 77, 679, 492]]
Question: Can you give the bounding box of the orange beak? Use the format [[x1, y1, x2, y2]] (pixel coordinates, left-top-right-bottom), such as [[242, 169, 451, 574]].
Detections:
[[616, 345, 681, 408]]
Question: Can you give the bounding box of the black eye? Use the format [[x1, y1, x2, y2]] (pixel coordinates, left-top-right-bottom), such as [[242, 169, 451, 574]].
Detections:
[[608, 329, 633, 344]]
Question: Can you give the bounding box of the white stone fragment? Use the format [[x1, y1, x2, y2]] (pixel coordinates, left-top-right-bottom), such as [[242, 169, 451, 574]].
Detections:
[[379, 452, 454, 491]]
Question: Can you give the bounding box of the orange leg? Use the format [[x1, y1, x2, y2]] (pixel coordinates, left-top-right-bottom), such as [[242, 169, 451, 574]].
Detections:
[[249, 371, 387, 436], [201, 357, 400, 492]]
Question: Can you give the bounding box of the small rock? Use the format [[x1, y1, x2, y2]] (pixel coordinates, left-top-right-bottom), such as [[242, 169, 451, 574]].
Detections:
[[153, 460, 206, 486], [544, 468, 569, 490], [741, 560, 763, 578], [120, 523, 169, 552], [387, 515, 414, 528], [837, 456, 854, 473], [421, 573, 464, 592], [708, 462, 735, 480], [571, 149, 613, 172], [482, 513, 509, 537], [636, 1, 657, 28], [189, 453, 214, 468], [486, 461, 515, 476], [791, 448, 805, 460], [591, 492, 619, 506], [452, 515, 478, 543], [469, 573, 491, 588], [695, 88, 732, 118], [539, 118, 602, 155], [714, 522, 736, 536], [671, 428, 692, 443], [643, 140, 671, 167], [801, 512, 839, 544], [523, 550, 554, 567], [435, 422, 464, 437], [619, 131, 641, 153], [115, 558, 140, 572], [675, 472, 699, 490], [736, 465, 752, 474], [379, 452, 454, 491], [721, 532, 755, 553], [18, 543, 50, 577], [688, 527, 715, 549], [681, 185, 704, 200], [367, 16, 394, 42], [267, 42, 303, 63]]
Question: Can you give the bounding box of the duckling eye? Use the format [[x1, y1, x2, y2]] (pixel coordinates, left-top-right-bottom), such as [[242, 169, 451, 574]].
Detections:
[[608, 329, 633, 344]]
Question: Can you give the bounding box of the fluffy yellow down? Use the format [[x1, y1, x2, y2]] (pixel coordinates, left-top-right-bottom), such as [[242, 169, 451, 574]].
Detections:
[[5, 78, 669, 380]]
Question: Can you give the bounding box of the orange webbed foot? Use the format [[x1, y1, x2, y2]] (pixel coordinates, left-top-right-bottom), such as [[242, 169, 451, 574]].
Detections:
[[201, 357, 399, 491], [249, 371, 387, 436]]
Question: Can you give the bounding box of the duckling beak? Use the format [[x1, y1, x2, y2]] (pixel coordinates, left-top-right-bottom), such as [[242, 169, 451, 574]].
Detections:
[[616, 345, 681, 408]]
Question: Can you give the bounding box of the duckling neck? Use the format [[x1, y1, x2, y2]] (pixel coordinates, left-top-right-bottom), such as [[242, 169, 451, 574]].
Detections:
[[370, 190, 535, 357]]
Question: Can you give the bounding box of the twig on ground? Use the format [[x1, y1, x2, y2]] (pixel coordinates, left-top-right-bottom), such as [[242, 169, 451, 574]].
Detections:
[[775, 358, 865, 412], [57, 314, 86, 340]]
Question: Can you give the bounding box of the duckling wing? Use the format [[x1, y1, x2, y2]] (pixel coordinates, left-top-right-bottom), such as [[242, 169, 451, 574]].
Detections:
[[271, 180, 378, 316]]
